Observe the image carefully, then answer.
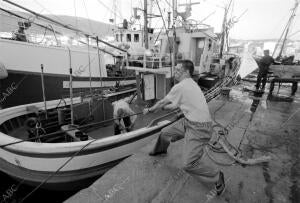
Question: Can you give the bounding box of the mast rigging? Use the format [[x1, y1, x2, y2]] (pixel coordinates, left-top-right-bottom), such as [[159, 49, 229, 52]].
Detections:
[[273, 0, 299, 58]]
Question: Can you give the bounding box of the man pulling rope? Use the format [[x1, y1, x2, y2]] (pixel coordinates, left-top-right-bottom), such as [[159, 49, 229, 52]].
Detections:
[[144, 60, 226, 196]]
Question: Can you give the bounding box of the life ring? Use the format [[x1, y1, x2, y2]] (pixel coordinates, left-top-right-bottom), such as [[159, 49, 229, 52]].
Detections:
[[0, 61, 8, 79]]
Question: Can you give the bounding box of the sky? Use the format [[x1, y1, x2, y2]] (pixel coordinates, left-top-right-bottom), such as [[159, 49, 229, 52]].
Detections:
[[1, 0, 300, 40]]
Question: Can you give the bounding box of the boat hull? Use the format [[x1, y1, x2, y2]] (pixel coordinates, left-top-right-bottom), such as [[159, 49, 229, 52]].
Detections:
[[0, 156, 127, 191], [0, 126, 165, 190], [0, 38, 136, 109], [0, 70, 135, 108]]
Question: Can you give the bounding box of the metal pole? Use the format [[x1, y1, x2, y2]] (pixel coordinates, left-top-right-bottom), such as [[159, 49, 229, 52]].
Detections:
[[86, 35, 92, 96], [40, 64, 48, 119], [68, 48, 74, 125], [167, 12, 171, 29], [96, 36, 105, 120], [219, 7, 227, 59], [144, 0, 149, 49], [171, 0, 177, 81]]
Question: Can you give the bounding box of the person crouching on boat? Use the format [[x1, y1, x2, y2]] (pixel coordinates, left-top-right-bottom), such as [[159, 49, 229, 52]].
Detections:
[[113, 100, 137, 135], [143, 60, 226, 196]]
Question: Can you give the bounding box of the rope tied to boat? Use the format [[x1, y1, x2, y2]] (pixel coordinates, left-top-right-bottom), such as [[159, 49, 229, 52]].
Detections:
[[0, 70, 237, 149], [0, 75, 236, 148], [19, 139, 97, 203]]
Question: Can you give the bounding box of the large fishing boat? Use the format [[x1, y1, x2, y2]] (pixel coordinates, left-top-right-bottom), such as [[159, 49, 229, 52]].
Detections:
[[0, 1, 136, 109]]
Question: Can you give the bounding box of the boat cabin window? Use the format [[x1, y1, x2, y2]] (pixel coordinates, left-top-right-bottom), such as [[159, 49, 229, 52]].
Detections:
[[120, 34, 124, 42], [134, 34, 139, 42], [116, 34, 119, 42], [127, 34, 131, 42]]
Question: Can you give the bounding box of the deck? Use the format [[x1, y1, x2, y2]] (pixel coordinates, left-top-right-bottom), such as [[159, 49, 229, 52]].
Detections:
[[65, 81, 300, 203]]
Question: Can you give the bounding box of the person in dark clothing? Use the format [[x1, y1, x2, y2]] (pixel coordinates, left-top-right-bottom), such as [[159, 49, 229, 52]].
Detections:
[[12, 21, 31, 42], [12, 26, 27, 42], [255, 50, 274, 91]]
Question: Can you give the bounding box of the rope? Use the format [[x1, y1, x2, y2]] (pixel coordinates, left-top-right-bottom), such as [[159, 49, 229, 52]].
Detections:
[[73, 0, 78, 30], [0, 56, 240, 149], [205, 146, 236, 166], [32, 0, 65, 24], [95, 0, 123, 21], [83, 0, 94, 34], [0, 72, 235, 148], [35, 27, 47, 44], [19, 139, 97, 203]]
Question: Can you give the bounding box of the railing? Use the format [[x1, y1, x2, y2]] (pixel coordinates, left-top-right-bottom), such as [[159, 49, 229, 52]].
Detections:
[[127, 53, 172, 69]]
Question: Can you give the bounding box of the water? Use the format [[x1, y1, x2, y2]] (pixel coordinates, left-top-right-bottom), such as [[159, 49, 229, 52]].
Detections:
[[0, 172, 77, 203]]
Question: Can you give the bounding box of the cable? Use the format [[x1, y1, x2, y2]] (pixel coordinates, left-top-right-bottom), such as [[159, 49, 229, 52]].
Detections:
[[155, 0, 173, 55], [1, 59, 240, 148], [95, 0, 123, 22], [163, 0, 172, 9], [0, 74, 234, 149], [83, 0, 94, 34], [35, 27, 47, 44], [19, 139, 97, 203], [73, 0, 78, 30], [280, 108, 300, 127], [33, 0, 65, 23]]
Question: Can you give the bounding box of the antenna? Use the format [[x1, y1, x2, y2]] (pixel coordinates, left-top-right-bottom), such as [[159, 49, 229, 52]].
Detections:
[[177, 0, 200, 21]]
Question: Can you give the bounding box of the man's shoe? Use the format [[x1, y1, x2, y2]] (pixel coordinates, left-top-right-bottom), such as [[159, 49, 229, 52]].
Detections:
[[215, 171, 226, 196], [148, 151, 167, 156]]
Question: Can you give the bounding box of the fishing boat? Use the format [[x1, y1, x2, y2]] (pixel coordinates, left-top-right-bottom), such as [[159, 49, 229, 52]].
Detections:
[[0, 2, 136, 109], [0, 94, 178, 191]]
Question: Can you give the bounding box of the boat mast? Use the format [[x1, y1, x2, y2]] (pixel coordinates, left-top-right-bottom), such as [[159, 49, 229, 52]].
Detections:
[[40, 64, 48, 119], [274, 0, 299, 58], [113, 0, 117, 26], [68, 49, 74, 125], [172, 0, 177, 79], [144, 0, 149, 49], [219, 0, 233, 59]]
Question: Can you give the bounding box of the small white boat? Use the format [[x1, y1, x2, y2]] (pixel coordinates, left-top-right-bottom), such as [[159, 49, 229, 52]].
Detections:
[[0, 93, 179, 191]]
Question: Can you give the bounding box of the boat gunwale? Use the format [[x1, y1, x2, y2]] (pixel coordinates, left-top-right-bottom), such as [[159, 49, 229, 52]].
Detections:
[[0, 95, 177, 157]]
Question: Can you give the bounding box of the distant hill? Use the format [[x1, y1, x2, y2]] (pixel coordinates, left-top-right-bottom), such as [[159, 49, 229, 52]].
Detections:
[[0, 10, 115, 37]]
